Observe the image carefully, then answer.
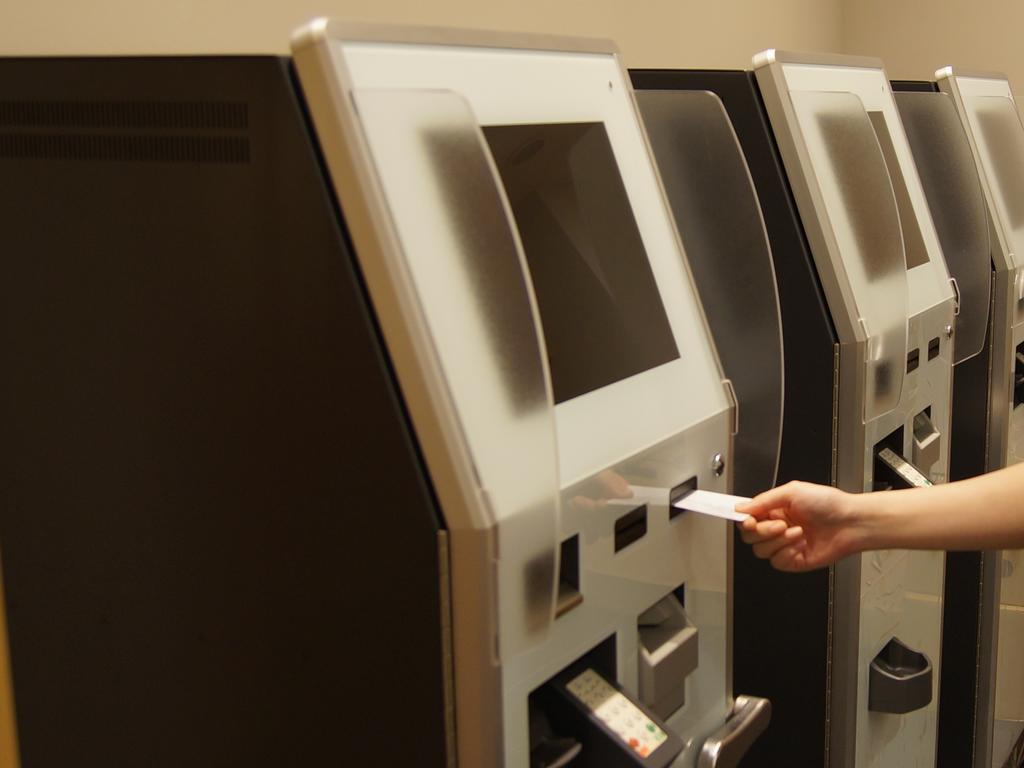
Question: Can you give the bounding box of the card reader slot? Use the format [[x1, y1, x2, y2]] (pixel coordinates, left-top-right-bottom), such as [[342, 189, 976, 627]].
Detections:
[[874, 446, 933, 490], [556, 535, 583, 619], [614, 505, 648, 552], [906, 347, 920, 373], [873, 427, 906, 491], [668, 477, 698, 521]]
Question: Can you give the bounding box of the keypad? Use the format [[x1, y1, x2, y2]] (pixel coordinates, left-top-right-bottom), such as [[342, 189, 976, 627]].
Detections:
[[566, 668, 668, 758]]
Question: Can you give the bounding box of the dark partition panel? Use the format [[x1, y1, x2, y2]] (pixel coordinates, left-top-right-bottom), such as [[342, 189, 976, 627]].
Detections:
[[0, 57, 447, 767]]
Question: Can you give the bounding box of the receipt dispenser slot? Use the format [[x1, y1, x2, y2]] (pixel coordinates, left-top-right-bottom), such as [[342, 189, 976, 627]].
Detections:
[[638, 594, 698, 719]]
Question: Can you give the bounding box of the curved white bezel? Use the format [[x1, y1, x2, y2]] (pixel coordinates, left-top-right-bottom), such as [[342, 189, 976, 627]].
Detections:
[[778, 61, 954, 317], [333, 37, 729, 487], [953, 75, 1024, 273]]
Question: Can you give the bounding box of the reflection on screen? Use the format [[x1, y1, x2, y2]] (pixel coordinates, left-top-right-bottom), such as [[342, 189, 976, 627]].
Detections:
[[814, 109, 905, 280], [975, 97, 1024, 230], [483, 123, 679, 405], [868, 112, 929, 270], [792, 90, 907, 420]]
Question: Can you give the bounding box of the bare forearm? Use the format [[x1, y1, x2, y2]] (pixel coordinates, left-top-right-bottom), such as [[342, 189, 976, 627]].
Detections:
[[850, 462, 1024, 552]]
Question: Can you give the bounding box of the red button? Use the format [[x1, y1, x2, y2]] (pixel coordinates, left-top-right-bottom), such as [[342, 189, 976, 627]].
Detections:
[[629, 738, 639, 748]]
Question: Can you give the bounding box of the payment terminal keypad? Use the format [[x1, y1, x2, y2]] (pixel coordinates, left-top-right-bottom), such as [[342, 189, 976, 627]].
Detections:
[[566, 668, 669, 758]]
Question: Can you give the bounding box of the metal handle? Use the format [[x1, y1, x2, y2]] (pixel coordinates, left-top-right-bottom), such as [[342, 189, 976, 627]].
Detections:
[[697, 695, 771, 768]]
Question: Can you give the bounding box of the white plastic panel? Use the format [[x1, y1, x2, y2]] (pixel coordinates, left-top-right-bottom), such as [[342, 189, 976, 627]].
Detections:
[[351, 88, 560, 653], [971, 95, 1024, 273], [939, 72, 1024, 288], [788, 89, 908, 421], [335, 38, 729, 488], [767, 61, 953, 319], [895, 91, 991, 363]]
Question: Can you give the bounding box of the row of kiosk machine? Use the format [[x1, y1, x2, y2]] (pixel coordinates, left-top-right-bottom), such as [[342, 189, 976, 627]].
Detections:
[[0, 17, 1023, 768]]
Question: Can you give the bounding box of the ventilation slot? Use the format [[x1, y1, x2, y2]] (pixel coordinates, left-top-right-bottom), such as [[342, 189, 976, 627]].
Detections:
[[0, 100, 248, 130], [0, 134, 250, 164]]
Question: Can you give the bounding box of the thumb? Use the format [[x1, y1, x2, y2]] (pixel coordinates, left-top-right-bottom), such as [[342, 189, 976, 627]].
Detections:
[[735, 481, 801, 520]]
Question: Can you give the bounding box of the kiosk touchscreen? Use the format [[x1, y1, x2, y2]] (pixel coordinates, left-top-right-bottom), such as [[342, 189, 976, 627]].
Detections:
[[930, 69, 1024, 768], [290, 20, 769, 768]]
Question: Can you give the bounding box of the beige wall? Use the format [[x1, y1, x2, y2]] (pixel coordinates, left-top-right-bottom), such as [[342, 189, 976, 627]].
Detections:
[[7, 1, 1024, 108], [2, 0, 841, 70], [842, 0, 1024, 93]]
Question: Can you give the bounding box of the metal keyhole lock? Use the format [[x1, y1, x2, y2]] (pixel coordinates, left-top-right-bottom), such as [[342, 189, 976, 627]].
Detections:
[[711, 453, 725, 477]]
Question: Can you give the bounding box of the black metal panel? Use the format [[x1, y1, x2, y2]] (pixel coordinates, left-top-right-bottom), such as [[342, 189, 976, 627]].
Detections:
[[0, 57, 447, 767], [891, 79, 940, 93], [936, 314, 995, 768], [944, 289, 995, 481], [938, 550, 984, 768], [631, 69, 836, 768]]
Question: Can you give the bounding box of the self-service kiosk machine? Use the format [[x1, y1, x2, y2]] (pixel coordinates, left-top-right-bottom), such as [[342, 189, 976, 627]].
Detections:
[[754, 50, 957, 768], [0, 21, 770, 768], [635, 52, 957, 768], [289, 22, 771, 767], [887, 79, 996, 768], [928, 68, 1024, 768]]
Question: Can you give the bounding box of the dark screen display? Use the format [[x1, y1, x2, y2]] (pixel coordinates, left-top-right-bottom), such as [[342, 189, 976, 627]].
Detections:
[[483, 122, 680, 404]]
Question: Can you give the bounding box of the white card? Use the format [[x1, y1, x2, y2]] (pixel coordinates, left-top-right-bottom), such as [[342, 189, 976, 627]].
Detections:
[[672, 489, 751, 522]]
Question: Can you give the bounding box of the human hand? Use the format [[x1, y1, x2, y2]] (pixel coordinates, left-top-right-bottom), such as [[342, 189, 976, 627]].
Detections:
[[736, 481, 861, 572]]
